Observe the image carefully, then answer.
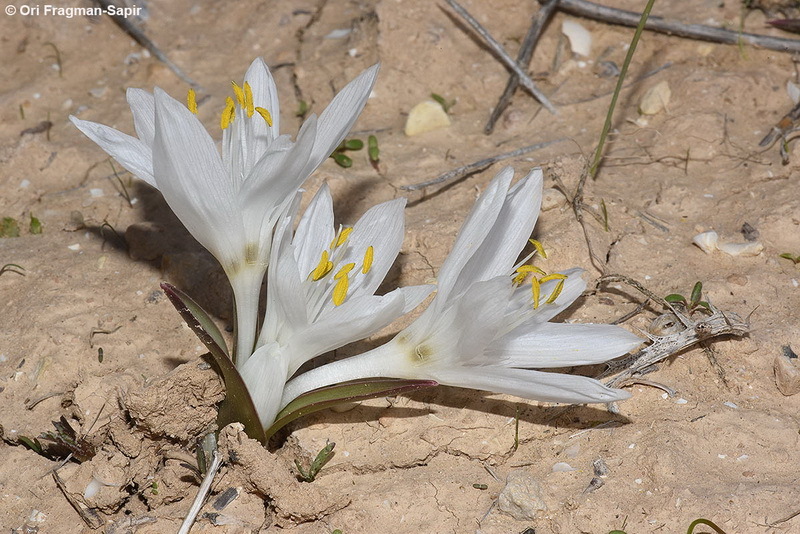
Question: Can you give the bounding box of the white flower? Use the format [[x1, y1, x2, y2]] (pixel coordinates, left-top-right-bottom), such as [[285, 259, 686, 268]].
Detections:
[[281, 167, 642, 408], [70, 59, 379, 359], [240, 184, 433, 427]]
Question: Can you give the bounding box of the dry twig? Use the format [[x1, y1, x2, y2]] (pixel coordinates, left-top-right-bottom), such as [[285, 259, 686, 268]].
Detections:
[[401, 138, 567, 191], [484, 0, 560, 133], [445, 0, 557, 114], [544, 0, 800, 54]]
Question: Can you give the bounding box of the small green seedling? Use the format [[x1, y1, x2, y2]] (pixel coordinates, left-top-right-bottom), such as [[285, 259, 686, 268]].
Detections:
[[368, 134, 380, 170], [295, 441, 335, 482], [150, 481, 159, 495], [430, 92, 456, 113], [29, 214, 42, 235], [330, 138, 364, 168], [332, 530, 343, 534], [472, 483, 488, 490], [0, 263, 25, 277], [664, 281, 710, 314], [0, 217, 20, 238], [779, 252, 800, 265], [296, 99, 309, 118]]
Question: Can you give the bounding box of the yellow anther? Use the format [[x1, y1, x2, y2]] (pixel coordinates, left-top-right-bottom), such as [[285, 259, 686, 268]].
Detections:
[[220, 97, 236, 130], [330, 227, 353, 249], [255, 107, 273, 127], [538, 273, 568, 284], [334, 263, 356, 280], [310, 250, 333, 281], [244, 82, 255, 117], [187, 89, 198, 114], [513, 264, 546, 285], [531, 276, 541, 309], [362, 245, 374, 274], [529, 239, 548, 259], [545, 279, 565, 304], [332, 275, 349, 306], [231, 81, 245, 108]]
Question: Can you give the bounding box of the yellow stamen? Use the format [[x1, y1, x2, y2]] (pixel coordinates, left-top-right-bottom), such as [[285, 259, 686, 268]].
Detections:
[[220, 97, 236, 130], [231, 81, 245, 108], [310, 250, 333, 281], [513, 264, 546, 285], [244, 82, 255, 117], [545, 279, 565, 304], [529, 239, 548, 259], [187, 89, 198, 114], [538, 273, 568, 284], [362, 246, 374, 274], [334, 263, 356, 280], [330, 227, 353, 249], [333, 275, 349, 306], [255, 107, 273, 127], [531, 276, 541, 309]]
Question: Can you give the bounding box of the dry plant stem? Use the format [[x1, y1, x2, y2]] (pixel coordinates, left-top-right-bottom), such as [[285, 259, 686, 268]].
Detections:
[[603, 307, 749, 389], [95, 0, 202, 90], [52, 470, 104, 529], [178, 450, 223, 534], [484, 0, 560, 134], [446, 0, 558, 115], [401, 138, 567, 191], [544, 0, 800, 54], [759, 99, 800, 147]]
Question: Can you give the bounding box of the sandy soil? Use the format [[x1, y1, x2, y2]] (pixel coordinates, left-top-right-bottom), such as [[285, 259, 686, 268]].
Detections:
[[2, 0, 800, 532]]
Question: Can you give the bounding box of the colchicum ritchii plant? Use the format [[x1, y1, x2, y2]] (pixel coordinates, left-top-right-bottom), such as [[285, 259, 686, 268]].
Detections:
[[72, 58, 642, 444]]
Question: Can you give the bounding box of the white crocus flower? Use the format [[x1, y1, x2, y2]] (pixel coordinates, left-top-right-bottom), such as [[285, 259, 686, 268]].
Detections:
[[281, 167, 643, 408], [240, 184, 434, 427], [70, 58, 380, 360]]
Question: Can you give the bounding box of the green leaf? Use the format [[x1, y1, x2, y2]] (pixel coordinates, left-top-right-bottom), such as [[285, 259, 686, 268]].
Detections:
[[331, 152, 352, 168], [664, 294, 687, 305], [689, 282, 703, 307], [161, 283, 266, 445], [265, 378, 437, 440], [368, 135, 379, 163], [18, 435, 43, 455], [0, 217, 20, 238], [29, 214, 42, 235], [342, 138, 364, 151], [296, 100, 309, 117], [430, 92, 456, 113]]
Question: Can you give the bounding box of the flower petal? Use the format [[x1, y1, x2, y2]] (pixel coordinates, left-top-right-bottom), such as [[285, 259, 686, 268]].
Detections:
[[487, 322, 643, 368], [294, 184, 335, 277], [152, 88, 241, 264], [300, 64, 380, 176], [127, 88, 156, 147], [70, 115, 156, 187], [244, 57, 281, 138], [240, 343, 290, 427], [433, 367, 630, 404]]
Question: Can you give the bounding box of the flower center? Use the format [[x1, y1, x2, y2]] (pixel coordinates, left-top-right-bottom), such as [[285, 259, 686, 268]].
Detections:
[[307, 226, 375, 307], [185, 82, 273, 130], [512, 240, 567, 309]]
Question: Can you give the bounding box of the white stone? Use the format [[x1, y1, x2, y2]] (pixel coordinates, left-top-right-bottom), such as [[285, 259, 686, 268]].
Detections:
[[404, 100, 451, 136]]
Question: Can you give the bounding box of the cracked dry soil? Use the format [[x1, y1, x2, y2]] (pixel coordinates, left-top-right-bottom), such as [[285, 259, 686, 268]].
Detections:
[[2, 0, 800, 532]]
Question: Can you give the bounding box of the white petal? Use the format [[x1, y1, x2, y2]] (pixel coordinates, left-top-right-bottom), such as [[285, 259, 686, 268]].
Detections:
[[285, 292, 406, 373], [454, 169, 542, 291], [244, 57, 281, 138], [70, 115, 156, 187], [240, 343, 289, 427], [127, 88, 156, 146], [508, 267, 586, 322], [436, 167, 514, 301], [487, 322, 643, 368], [294, 184, 335, 277], [392, 284, 436, 314], [152, 88, 241, 264], [433, 367, 630, 404], [301, 64, 380, 175], [340, 197, 406, 296]]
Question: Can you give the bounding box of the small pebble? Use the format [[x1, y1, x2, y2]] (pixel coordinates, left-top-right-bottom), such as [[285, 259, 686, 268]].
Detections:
[[592, 458, 610, 477], [552, 462, 575, 472], [67, 243, 81, 251], [723, 401, 738, 409], [561, 20, 592, 56], [774, 351, 800, 396], [639, 81, 671, 115], [404, 100, 451, 136]]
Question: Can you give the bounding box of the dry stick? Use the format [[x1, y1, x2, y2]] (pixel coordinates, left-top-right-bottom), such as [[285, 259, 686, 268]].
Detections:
[[484, 0, 560, 134], [446, 0, 558, 115], [95, 0, 202, 90], [400, 138, 567, 191], [544, 0, 800, 54], [178, 450, 223, 534]]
